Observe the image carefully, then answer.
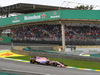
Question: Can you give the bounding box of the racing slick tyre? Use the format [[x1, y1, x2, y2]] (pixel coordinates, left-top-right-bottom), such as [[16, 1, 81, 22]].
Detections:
[[52, 62, 57, 67], [30, 60, 36, 64], [46, 61, 50, 65]]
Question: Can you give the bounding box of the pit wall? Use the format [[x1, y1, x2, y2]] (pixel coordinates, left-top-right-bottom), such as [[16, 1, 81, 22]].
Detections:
[[13, 46, 59, 51], [13, 46, 100, 52]]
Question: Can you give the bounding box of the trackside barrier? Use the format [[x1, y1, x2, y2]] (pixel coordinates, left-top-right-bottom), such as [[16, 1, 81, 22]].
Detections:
[[11, 49, 100, 62], [90, 54, 100, 57], [23, 49, 58, 53], [89, 50, 97, 52], [30, 47, 54, 51], [74, 51, 83, 52], [0, 72, 20, 75], [23, 49, 70, 55], [0, 69, 46, 75]]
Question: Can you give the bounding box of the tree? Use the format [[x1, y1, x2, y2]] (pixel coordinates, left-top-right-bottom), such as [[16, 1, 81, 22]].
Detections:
[[75, 5, 94, 10]]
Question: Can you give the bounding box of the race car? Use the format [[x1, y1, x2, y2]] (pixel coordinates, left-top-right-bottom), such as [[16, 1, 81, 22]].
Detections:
[[30, 56, 66, 68]]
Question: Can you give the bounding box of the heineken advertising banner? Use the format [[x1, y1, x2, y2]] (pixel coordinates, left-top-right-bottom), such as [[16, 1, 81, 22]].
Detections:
[[0, 10, 61, 26], [1, 10, 100, 27], [0, 37, 11, 43], [61, 10, 100, 20]]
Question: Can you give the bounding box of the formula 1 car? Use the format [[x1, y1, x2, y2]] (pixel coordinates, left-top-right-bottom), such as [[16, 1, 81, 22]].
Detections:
[[30, 56, 66, 68]]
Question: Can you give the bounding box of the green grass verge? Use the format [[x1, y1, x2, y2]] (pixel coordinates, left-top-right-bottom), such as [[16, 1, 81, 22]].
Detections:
[[7, 56, 100, 70]]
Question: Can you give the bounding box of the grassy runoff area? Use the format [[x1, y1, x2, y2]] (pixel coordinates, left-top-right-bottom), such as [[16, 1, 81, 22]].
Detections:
[[7, 56, 100, 70]]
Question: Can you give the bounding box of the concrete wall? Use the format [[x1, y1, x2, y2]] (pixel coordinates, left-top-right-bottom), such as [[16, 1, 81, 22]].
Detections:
[[11, 49, 100, 62], [30, 47, 53, 50], [13, 46, 59, 51]]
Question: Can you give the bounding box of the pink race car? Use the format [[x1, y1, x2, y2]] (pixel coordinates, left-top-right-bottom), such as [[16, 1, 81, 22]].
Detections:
[[30, 56, 66, 68]]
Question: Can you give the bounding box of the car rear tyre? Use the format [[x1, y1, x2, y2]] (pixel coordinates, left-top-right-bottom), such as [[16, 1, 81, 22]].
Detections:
[[30, 60, 35, 64], [46, 61, 50, 65]]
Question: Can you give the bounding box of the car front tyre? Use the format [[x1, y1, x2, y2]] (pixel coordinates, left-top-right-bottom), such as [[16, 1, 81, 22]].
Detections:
[[52, 62, 57, 67]]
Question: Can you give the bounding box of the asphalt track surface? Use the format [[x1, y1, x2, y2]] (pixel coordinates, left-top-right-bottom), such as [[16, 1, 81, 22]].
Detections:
[[0, 45, 100, 75], [0, 58, 100, 75]]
